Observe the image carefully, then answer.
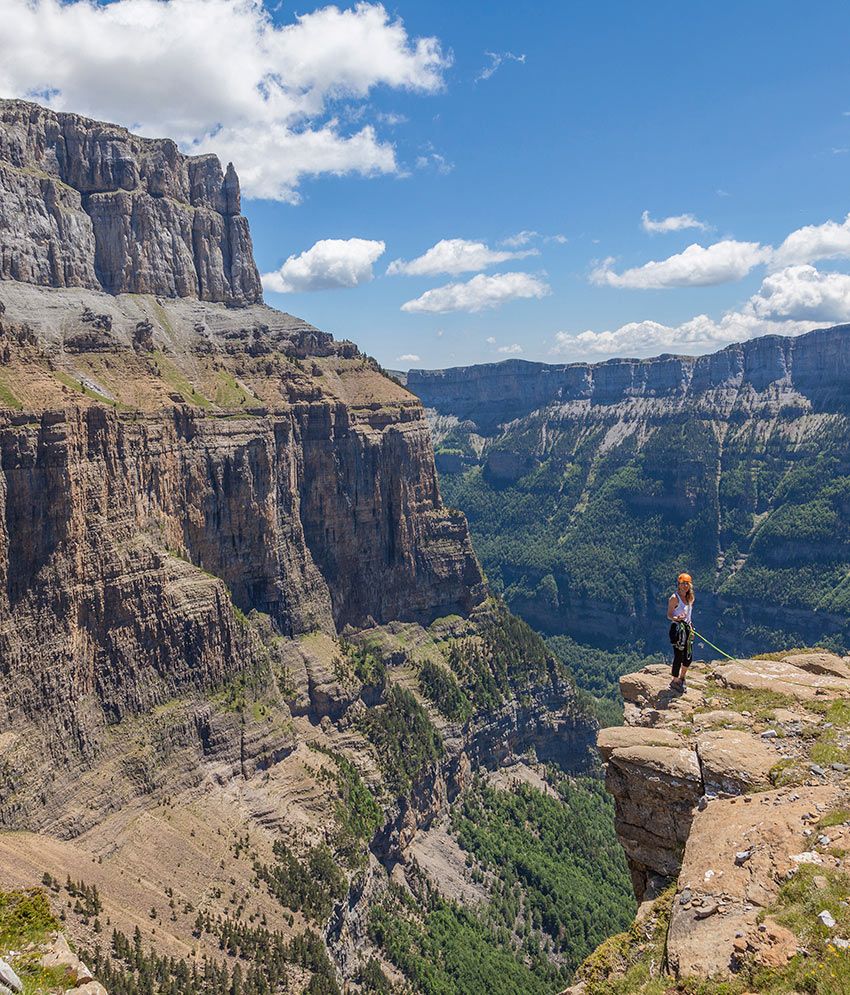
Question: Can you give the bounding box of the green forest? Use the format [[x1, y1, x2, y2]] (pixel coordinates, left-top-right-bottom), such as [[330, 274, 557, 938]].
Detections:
[[438, 411, 850, 701]]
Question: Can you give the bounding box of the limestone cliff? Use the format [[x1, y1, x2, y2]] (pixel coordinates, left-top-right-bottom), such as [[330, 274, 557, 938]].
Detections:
[[0, 99, 261, 304], [564, 651, 850, 993]]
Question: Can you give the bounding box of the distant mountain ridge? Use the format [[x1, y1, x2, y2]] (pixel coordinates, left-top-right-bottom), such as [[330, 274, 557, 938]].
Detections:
[[408, 326, 850, 668], [409, 324, 850, 431]]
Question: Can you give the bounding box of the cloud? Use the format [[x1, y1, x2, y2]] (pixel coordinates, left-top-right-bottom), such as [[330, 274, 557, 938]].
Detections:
[[500, 230, 567, 248], [771, 213, 850, 269], [396, 353, 420, 363], [475, 50, 526, 83], [553, 264, 850, 359], [401, 272, 550, 313], [262, 237, 385, 293], [640, 210, 711, 234], [592, 240, 771, 289], [387, 238, 538, 276], [501, 230, 539, 248], [497, 343, 523, 354], [749, 264, 850, 322], [0, 0, 450, 201], [414, 144, 454, 174], [486, 336, 496, 344]]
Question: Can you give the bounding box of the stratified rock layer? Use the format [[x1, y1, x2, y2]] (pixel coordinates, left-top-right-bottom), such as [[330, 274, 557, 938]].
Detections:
[[0, 100, 261, 304]]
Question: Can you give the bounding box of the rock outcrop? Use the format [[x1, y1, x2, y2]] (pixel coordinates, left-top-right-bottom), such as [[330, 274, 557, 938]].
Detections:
[[573, 650, 850, 991], [0, 99, 261, 305]]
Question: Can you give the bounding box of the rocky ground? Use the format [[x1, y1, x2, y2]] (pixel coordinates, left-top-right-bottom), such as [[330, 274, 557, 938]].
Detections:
[[563, 649, 850, 994]]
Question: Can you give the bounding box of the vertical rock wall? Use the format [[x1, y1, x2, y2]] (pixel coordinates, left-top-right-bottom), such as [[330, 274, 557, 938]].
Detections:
[[0, 99, 262, 305]]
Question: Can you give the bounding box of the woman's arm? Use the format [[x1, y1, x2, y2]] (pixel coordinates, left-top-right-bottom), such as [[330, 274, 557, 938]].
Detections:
[[667, 595, 679, 620]]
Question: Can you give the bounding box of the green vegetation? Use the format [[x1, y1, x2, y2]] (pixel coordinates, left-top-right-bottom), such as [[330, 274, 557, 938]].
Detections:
[[0, 375, 22, 409], [0, 888, 57, 949], [254, 840, 347, 923], [546, 635, 659, 724], [418, 658, 473, 721], [85, 918, 341, 995], [53, 370, 118, 406], [0, 889, 78, 995], [571, 861, 850, 995], [809, 699, 850, 766], [341, 639, 387, 688], [437, 413, 850, 686], [152, 350, 212, 408], [440, 602, 575, 716], [213, 370, 254, 408], [369, 886, 560, 995], [359, 684, 443, 794], [451, 776, 635, 973], [311, 746, 384, 867]]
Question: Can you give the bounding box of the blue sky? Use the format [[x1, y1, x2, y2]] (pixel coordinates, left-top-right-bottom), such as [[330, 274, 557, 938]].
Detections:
[[5, 0, 850, 368]]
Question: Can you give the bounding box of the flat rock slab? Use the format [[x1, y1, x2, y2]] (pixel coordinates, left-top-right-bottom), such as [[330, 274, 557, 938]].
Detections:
[[607, 745, 702, 800], [714, 659, 850, 701], [597, 725, 686, 761], [782, 652, 850, 680], [696, 729, 778, 794], [667, 784, 841, 978], [620, 670, 707, 711]]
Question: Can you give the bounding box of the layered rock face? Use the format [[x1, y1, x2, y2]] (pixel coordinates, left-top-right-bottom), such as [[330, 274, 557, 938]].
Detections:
[[0, 281, 486, 830], [410, 329, 850, 654], [574, 651, 850, 990], [0, 99, 261, 304], [0, 102, 605, 995], [409, 329, 850, 427]]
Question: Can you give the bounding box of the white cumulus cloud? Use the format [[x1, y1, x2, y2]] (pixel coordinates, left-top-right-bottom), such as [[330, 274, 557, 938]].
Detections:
[[0, 0, 450, 201], [554, 264, 850, 360], [749, 264, 850, 322], [641, 210, 711, 234], [387, 238, 538, 276], [771, 213, 850, 269], [497, 343, 523, 354], [401, 272, 550, 313], [396, 353, 420, 363], [592, 240, 771, 289], [262, 238, 385, 293]]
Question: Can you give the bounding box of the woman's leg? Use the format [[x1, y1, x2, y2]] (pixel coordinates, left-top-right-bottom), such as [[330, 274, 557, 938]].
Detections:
[[679, 635, 693, 685], [671, 647, 683, 681]]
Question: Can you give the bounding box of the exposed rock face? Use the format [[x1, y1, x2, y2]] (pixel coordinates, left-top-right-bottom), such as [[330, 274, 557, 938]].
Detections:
[[589, 650, 850, 986], [408, 332, 850, 429], [0, 100, 594, 995], [0, 284, 487, 831], [0, 100, 261, 305]]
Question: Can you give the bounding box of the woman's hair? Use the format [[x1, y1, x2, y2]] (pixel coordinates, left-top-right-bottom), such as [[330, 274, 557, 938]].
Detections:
[[677, 573, 695, 605]]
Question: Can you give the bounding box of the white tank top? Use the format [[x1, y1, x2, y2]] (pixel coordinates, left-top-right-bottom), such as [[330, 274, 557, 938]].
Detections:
[[674, 592, 692, 623]]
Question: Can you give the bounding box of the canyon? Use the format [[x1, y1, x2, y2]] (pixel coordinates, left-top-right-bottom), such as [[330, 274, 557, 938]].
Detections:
[[408, 337, 850, 663]]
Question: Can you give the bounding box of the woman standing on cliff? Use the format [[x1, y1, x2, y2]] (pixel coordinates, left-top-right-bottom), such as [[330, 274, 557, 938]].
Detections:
[[668, 573, 695, 690]]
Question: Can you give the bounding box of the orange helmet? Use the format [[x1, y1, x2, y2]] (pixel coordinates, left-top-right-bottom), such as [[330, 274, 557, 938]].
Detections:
[[678, 573, 692, 584]]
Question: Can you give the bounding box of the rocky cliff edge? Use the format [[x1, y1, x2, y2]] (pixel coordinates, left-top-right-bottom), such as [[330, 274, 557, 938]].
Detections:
[[564, 650, 850, 993]]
